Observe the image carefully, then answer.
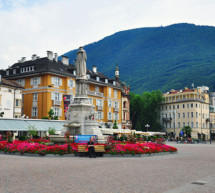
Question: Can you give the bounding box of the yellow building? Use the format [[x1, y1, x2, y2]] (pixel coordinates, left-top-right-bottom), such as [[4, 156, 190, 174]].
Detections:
[[160, 86, 210, 140], [3, 51, 124, 129]]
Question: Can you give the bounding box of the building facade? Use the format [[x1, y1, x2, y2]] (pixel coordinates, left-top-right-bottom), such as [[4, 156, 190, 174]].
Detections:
[[160, 86, 210, 140], [0, 75, 23, 118], [2, 51, 127, 129]]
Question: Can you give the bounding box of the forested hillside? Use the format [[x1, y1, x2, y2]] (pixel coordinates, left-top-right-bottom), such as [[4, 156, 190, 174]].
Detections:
[[63, 23, 215, 93]]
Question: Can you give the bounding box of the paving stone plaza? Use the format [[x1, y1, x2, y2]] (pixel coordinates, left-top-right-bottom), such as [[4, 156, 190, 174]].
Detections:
[[1, 142, 215, 193]]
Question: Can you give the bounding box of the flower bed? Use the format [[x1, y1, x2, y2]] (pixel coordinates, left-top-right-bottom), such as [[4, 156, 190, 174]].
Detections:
[[0, 140, 177, 156]]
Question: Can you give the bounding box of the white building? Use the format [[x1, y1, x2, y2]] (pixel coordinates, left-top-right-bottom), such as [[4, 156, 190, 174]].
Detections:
[[0, 74, 23, 118]]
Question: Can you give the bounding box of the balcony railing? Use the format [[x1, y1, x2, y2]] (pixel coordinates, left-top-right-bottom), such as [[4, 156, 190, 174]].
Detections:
[[114, 107, 119, 112], [163, 98, 204, 104], [162, 118, 172, 122], [123, 107, 128, 111], [97, 105, 103, 111], [53, 100, 61, 106], [87, 90, 104, 97]]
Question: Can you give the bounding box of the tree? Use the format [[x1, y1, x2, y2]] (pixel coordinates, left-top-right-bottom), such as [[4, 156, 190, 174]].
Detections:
[[182, 126, 192, 138], [113, 120, 118, 129], [48, 127, 56, 135], [0, 112, 4, 117], [28, 125, 38, 138], [130, 90, 164, 131], [42, 109, 58, 120]]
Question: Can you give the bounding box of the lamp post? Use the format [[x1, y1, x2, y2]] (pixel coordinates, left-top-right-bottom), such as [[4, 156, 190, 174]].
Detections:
[[145, 124, 150, 132]]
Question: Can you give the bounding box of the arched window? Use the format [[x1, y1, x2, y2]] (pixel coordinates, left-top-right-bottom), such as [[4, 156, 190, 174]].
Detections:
[[123, 101, 126, 108]]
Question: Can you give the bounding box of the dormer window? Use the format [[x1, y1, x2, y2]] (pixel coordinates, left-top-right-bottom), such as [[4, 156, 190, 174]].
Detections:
[[20, 66, 35, 73], [13, 69, 16, 74], [96, 77, 100, 81], [113, 81, 116, 85], [87, 74, 90, 79], [6, 70, 9, 75], [105, 79, 108, 83], [73, 70, 76, 75]]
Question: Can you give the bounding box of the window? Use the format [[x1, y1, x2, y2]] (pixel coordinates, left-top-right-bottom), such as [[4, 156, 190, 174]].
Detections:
[[97, 99, 102, 106], [33, 93, 38, 101], [105, 79, 108, 83], [98, 111, 103, 120], [89, 98, 93, 104], [68, 79, 73, 88], [54, 93, 60, 101], [191, 103, 193, 108], [51, 77, 62, 87], [108, 100, 112, 107], [95, 86, 99, 92], [165, 106, 167, 110], [187, 112, 189, 118], [108, 112, 112, 120], [73, 70, 76, 75], [177, 105, 180, 109], [113, 81, 116, 85], [0, 95, 1, 106], [196, 122, 198, 128], [87, 84, 89, 90], [87, 74, 90, 79], [203, 123, 205, 128], [187, 104, 189, 108], [191, 112, 193, 118], [96, 77, 100, 81], [183, 113, 185, 118], [183, 104, 185, 108], [30, 77, 41, 87], [196, 112, 198, 118], [183, 122, 185, 127], [203, 113, 205, 119], [169, 105, 171, 109], [13, 69, 16, 74], [108, 88, 112, 97], [196, 103, 198, 108], [178, 113, 180, 118], [191, 122, 194, 128], [32, 107, 38, 117], [114, 101, 119, 109], [114, 90, 117, 98], [15, 99, 20, 107], [178, 122, 181, 128], [114, 113, 119, 120], [53, 107, 59, 117], [6, 70, 9, 75], [173, 105, 175, 109], [187, 122, 189, 126], [17, 79, 25, 87], [203, 105, 204, 109]]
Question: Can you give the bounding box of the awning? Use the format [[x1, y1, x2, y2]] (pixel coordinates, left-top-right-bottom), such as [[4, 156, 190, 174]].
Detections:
[[0, 118, 66, 131]]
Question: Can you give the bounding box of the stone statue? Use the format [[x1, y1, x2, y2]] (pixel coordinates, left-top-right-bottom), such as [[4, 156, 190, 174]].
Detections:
[[76, 47, 87, 78]]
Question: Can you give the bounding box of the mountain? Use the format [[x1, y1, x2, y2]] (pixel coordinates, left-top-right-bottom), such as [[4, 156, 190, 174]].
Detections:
[[63, 23, 215, 93]]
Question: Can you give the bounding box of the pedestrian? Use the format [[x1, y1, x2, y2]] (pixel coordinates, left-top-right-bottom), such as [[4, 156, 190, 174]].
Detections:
[[0, 133, 2, 141], [87, 137, 96, 158], [176, 136, 179, 144]]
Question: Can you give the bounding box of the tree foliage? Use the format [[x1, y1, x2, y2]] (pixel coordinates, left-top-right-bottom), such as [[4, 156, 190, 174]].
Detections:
[[182, 126, 192, 138], [130, 90, 164, 131], [64, 23, 215, 93]]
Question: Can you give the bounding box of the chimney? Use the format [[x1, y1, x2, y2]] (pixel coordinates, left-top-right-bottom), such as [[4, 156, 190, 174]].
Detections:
[[32, 54, 37, 61], [47, 51, 53, 60], [21, 57, 26, 63], [61, 56, 69, 65], [54, 53, 58, 62], [92, 65, 97, 73]]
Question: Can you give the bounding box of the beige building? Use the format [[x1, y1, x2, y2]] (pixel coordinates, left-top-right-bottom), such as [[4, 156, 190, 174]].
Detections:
[[160, 86, 210, 140]]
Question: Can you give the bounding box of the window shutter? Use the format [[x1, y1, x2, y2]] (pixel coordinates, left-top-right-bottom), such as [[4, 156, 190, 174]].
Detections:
[[38, 77, 41, 84], [31, 108, 33, 117], [51, 77, 54, 84], [96, 99, 98, 106], [112, 101, 114, 107], [67, 79, 69, 87], [73, 80, 75, 88], [51, 93, 54, 100], [102, 100, 104, 106], [59, 93, 62, 101], [59, 108, 62, 116], [22, 79, 25, 87], [101, 112, 103, 119], [30, 78, 33, 85], [59, 78, 62, 86]]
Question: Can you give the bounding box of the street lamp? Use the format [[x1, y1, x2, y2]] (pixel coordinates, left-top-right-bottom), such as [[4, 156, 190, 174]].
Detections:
[[145, 124, 150, 132]]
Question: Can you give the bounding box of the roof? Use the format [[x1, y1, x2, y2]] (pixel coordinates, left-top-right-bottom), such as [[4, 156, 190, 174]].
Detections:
[[0, 118, 66, 131], [3, 57, 122, 89], [0, 78, 24, 89]]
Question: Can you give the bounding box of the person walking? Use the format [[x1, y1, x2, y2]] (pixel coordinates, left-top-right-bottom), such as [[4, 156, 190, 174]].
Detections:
[[87, 137, 96, 158]]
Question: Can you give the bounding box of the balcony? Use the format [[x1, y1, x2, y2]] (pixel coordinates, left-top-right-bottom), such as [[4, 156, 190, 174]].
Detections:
[[162, 118, 172, 122], [114, 107, 119, 112], [87, 90, 104, 98], [32, 101, 37, 107], [97, 105, 103, 111], [53, 100, 61, 106]]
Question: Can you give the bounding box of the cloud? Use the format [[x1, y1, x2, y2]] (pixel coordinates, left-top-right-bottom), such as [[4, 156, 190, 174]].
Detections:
[[0, 0, 215, 69]]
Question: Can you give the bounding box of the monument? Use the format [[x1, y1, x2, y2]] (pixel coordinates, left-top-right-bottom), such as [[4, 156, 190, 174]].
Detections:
[[50, 47, 104, 143]]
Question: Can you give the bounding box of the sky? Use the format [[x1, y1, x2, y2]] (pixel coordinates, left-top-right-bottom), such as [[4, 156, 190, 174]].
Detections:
[[0, 0, 215, 69]]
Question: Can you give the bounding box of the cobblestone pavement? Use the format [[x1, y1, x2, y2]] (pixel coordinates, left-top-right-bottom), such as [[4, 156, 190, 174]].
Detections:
[[1, 143, 215, 193]]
